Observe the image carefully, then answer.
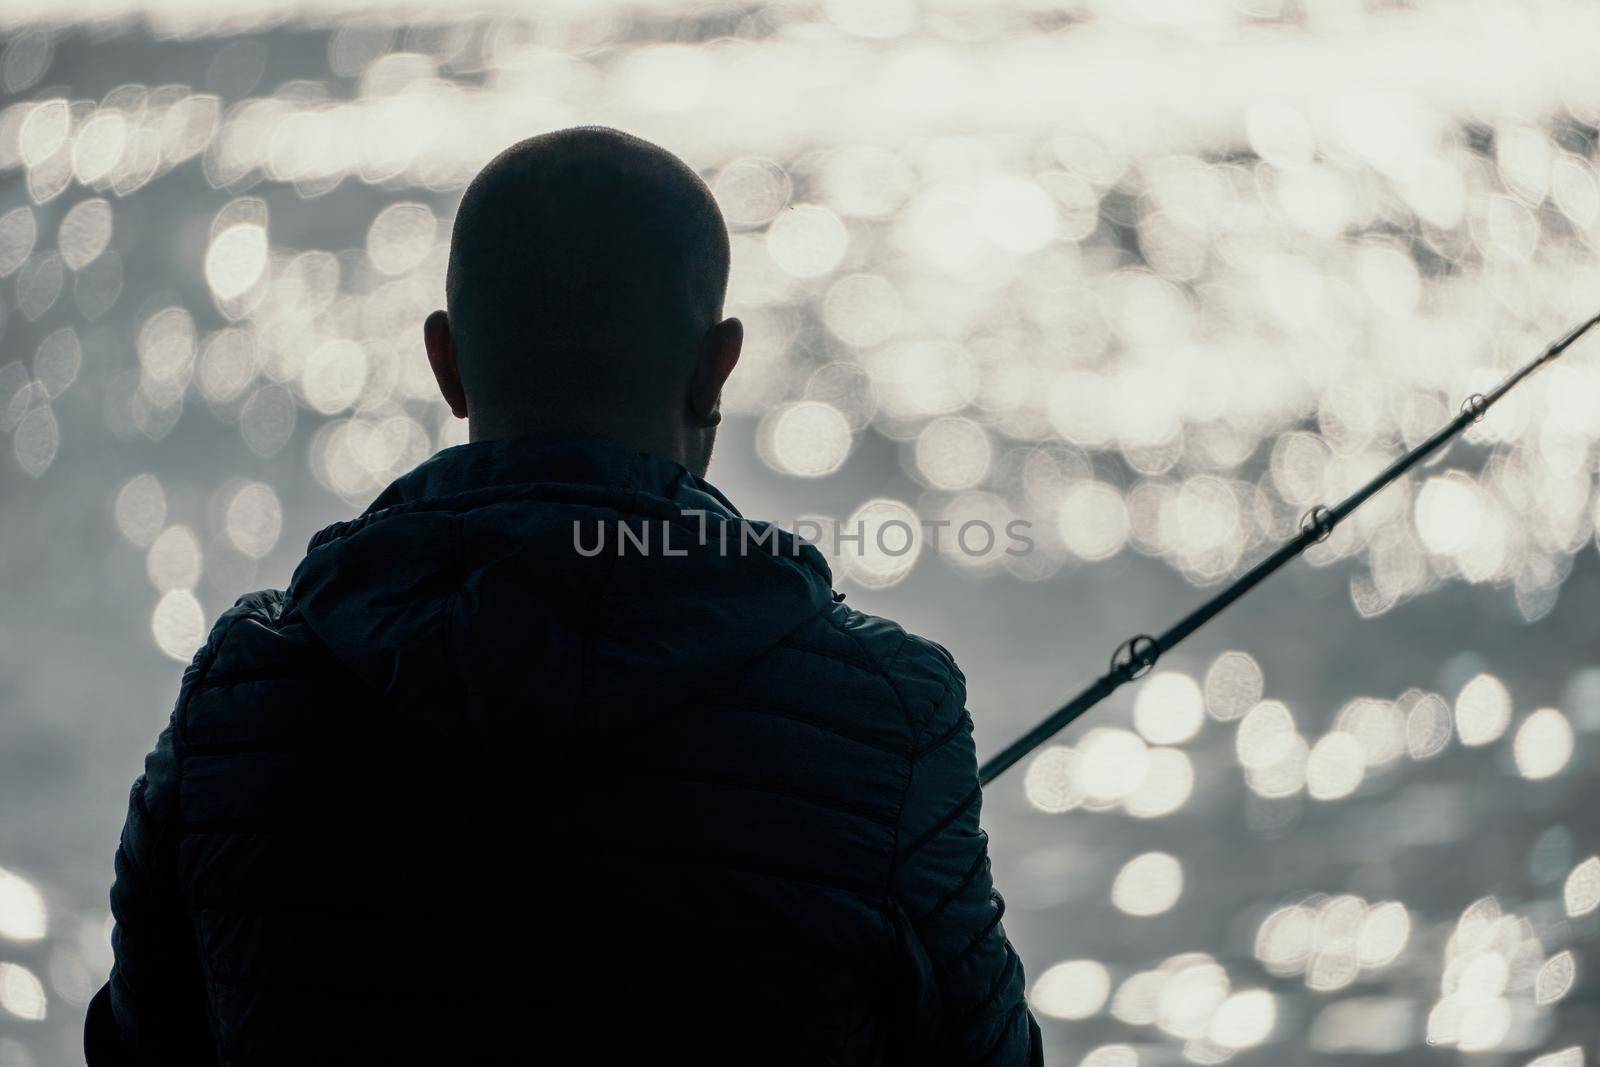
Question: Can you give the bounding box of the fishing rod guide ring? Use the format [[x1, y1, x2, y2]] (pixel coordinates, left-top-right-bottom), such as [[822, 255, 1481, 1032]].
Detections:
[[1111, 634, 1161, 679], [1300, 504, 1335, 544]]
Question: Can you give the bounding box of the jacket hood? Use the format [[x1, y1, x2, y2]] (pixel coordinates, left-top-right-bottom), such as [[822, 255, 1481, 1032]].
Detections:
[[285, 433, 837, 744]]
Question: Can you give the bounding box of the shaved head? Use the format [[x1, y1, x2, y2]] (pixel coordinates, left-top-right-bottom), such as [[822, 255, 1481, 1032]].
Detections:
[[434, 127, 737, 460]]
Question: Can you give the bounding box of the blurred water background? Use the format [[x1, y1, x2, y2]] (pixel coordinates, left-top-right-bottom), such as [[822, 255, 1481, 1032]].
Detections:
[[5, 1, 1600, 1064]]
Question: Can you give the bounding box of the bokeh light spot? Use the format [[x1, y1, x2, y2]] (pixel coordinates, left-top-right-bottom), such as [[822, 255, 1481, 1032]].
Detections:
[[1204, 651, 1263, 721], [714, 157, 791, 227], [1134, 671, 1204, 745], [57, 198, 112, 270], [0, 962, 45, 1021], [1032, 959, 1111, 1020], [1123, 747, 1194, 819], [765, 204, 847, 278], [1077, 727, 1150, 804], [843, 498, 921, 590], [1306, 732, 1365, 801], [366, 201, 436, 275], [1058, 481, 1129, 561], [114, 474, 167, 548], [1355, 902, 1410, 969], [0, 867, 47, 942], [225, 482, 282, 560], [1535, 950, 1576, 1006], [1563, 857, 1600, 918], [758, 401, 853, 479], [1237, 700, 1297, 769], [1208, 989, 1276, 1050], [1112, 851, 1183, 916], [205, 224, 268, 302], [0, 206, 37, 276], [1455, 673, 1512, 747], [1513, 708, 1573, 780], [915, 417, 991, 491], [151, 589, 206, 662], [1023, 745, 1083, 814], [146, 525, 202, 591]]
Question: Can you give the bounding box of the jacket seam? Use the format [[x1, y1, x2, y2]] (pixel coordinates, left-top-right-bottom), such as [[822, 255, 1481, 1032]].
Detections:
[[780, 640, 876, 675], [900, 783, 981, 862], [881, 635, 957, 902], [918, 852, 988, 928], [972, 993, 1027, 1066], [820, 611, 903, 707], [912, 706, 968, 761], [959, 947, 1020, 1028], [948, 892, 1007, 976], [696, 700, 907, 757], [909, 666, 958, 750], [880, 631, 921, 732], [889, 662, 965, 898]]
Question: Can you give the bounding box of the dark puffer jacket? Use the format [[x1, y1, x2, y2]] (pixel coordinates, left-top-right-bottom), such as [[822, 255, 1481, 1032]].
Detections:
[[90, 433, 1039, 1066]]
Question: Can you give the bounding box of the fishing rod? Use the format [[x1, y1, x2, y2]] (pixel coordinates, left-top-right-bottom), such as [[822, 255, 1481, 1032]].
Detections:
[[978, 308, 1600, 787]]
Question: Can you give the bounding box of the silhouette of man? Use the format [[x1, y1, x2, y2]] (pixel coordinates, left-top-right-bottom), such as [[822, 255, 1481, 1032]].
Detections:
[[88, 127, 1041, 1066]]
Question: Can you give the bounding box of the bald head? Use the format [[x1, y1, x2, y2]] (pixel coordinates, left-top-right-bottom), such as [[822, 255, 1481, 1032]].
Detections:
[[426, 127, 742, 471]]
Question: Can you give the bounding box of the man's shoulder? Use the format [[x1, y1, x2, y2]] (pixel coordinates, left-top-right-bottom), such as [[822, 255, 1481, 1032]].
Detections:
[[170, 588, 358, 743], [185, 588, 332, 680], [770, 597, 966, 740]]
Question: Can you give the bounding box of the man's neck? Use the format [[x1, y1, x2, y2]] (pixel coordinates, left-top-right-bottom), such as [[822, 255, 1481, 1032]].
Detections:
[[467, 413, 700, 475]]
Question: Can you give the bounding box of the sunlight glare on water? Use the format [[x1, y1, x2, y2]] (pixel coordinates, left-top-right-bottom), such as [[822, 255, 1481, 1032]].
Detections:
[[1031, 959, 1111, 1021], [150, 589, 206, 662], [1132, 671, 1204, 745], [1305, 731, 1365, 801], [713, 157, 791, 227], [1455, 672, 1512, 747], [1076, 728, 1150, 805], [1513, 708, 1574, 780], [1535, 950, 1576, 1006], [0, 962, 45, 1022], [366, 201, 437, 276], [1123, 747, 1194, 819], [1526, 1049, 1584, 1067], [1236, 700, 1297, 769], [1563, 857, 1600, 918], [758, 401, 853, 478], [1023, 745, 1083, 814], [842, 498, 921, 590], [1057, 481, 1129, 561], [1207, 989, 1275, 1050], [1111, 851, 1184, 917], [205, 224, 269, 302], [6, 4, 1600, 1060], [1077, 1046, 1138, 1067], [55, 198, 111, 270], [224, 482, 283, 560], [1202, 651, 1263, 722], [0, 867, 46, 942], [765, 204, 847, 279]]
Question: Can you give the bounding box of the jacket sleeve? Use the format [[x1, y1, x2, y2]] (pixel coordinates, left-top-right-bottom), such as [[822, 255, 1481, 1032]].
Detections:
[[887, 646, 1040, 1066], [92, 709, 216, 1066]]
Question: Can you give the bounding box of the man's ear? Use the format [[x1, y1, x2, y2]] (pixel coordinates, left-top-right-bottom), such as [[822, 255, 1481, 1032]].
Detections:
[[424, 310, 468, 419], [689, 317, 743, 426]]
